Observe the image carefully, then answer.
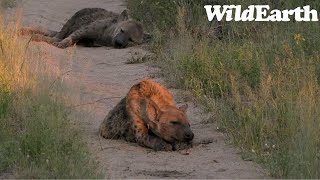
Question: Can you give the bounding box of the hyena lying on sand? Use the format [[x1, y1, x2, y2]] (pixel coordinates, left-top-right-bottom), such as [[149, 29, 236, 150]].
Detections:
[[21, 8, 150, 48], [100, 80, 194, 151]]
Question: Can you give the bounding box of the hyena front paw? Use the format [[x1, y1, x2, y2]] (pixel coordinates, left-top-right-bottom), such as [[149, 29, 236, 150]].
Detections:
[[53, 39, 72, 48], [154, 140, 173, 151], [173, 142, 193, 151]]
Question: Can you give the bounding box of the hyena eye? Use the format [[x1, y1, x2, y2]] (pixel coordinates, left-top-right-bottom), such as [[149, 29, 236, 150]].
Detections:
[[170, 121, 180, 125]]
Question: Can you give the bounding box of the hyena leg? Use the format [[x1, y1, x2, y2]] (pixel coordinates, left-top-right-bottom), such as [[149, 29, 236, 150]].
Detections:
[[52, 11, 80, 39], [53, 27, 99, 49], [53, 19, 75, 39], [31, 34, 62, 44], [139, 133, 172, 151], [20, 27, 58, 37], [129, 107, 172, 150]]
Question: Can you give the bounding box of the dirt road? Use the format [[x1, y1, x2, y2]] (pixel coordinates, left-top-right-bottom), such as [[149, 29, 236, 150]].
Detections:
[[15, 0, 267, 178]]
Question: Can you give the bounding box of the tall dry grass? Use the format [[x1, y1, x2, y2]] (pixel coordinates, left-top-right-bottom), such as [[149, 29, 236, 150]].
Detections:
[[128, 0, 320, 178], [0, 16, 102, 178]]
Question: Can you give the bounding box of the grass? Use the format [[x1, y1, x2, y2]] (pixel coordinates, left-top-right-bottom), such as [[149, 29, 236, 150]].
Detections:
[[0, 0, 15, 9], [0, 16, 102, 178], [128, 0, 320, 178]]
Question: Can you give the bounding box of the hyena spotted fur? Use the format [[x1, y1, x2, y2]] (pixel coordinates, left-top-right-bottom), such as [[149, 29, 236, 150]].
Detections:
[[21, 8, 151, 48], [100, 80, 194, 151]]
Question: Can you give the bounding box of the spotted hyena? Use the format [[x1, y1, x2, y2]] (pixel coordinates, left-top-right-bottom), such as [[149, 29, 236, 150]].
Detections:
[[20, 8, 151, 48], [100, 80, 194, 151]]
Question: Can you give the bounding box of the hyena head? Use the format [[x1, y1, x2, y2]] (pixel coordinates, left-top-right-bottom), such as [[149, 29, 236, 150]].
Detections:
[[142, 100, 194, 143], [112, 20, 145, 48], [111, 10, 152, 49]]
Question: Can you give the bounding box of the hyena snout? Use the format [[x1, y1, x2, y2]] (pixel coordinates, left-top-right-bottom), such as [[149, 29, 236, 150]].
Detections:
[[183, 128, 194, 142], [113, 34, 128, 48], [175, 126, 194, 142]]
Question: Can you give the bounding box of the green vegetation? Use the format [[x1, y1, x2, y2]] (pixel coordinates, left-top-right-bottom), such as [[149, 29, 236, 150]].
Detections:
[[0, 0, 15, 9], [0, 18, 102, 178], [128, 0, 320, 178]]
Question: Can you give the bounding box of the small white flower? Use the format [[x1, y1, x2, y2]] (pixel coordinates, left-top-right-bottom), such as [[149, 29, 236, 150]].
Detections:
[[251, 149, 255, 153], [272, 145, 276, 149], [216, 126, 219, 130], [46, 159, 49, 164]]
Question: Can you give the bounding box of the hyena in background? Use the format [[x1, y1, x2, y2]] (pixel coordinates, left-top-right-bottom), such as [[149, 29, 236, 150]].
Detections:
[[21, 8, 151, 48]]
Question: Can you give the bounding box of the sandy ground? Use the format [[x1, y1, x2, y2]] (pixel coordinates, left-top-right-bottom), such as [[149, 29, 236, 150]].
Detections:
[[6, 0, 268, 178]]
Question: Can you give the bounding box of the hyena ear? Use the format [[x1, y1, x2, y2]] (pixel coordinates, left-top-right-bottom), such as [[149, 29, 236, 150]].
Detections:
[[149, 99, 162, 122], [179, 104, 188, 113], [140, 100, 150, 122], [143, 33, 152, 43], [140, 99, 162, 123], [119, 10, 129, 21]]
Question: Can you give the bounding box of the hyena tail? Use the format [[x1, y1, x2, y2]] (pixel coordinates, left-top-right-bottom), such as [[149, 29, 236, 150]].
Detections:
[[19, 27, 58, 37]]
